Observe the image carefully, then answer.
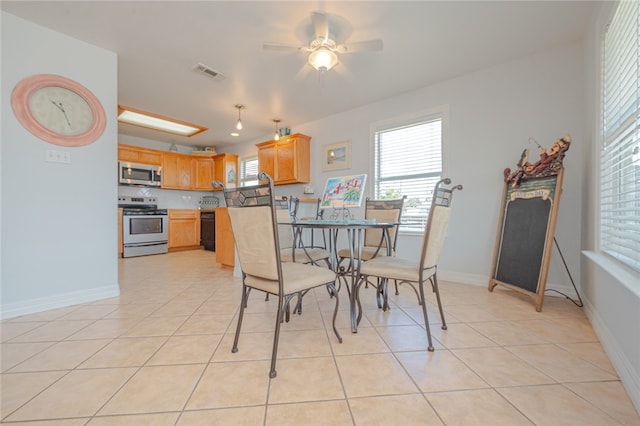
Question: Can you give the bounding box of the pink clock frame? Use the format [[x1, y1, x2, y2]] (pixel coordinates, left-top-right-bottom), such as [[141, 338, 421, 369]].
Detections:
[[11, 74, 107, 147]]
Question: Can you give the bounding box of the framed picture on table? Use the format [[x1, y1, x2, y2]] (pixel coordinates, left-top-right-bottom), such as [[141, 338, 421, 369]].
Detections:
[[322, 140, 351, 171]]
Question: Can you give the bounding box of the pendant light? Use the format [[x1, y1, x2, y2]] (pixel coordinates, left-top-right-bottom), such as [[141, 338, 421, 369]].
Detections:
[[234, 104, 245, 130], [273, 119, 281, 141]]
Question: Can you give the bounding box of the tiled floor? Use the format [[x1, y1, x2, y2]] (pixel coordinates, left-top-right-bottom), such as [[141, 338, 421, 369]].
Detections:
[[1, 250, 638, 425]]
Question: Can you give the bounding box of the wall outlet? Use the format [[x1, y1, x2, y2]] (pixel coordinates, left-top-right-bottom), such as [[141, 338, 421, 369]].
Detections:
[[303, 185, 314, 194], [46, 150, 71, 164]]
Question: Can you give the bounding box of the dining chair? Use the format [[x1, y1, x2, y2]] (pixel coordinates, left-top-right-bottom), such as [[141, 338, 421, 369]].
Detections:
[[276, 196, 331, 267], [355, 178, 462, 351], [337, 196, 406, 301], [291, 196, 328, 251], [216, 173, 342, 378]]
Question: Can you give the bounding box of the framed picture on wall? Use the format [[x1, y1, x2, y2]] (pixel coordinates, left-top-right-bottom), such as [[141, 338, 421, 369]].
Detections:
[[322, 140, 351, 171]]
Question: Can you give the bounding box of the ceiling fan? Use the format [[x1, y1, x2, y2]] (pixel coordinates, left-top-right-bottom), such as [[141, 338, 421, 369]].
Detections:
[[263, 11, 383, 73]]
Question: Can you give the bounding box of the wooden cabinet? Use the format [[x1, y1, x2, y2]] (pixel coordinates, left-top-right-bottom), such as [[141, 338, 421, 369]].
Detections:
[[118, 144, 162, 165], [194, 156, 215, 191], [162, 153, 194, 190], [256, 133, 310, 185], [213, 153, 238, 190], [168, 209, 201, 250], [215, 207, 235, 267]]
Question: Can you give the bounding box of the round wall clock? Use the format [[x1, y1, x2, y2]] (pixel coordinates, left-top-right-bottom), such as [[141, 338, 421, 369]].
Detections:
[[11, 74, 106, 147]]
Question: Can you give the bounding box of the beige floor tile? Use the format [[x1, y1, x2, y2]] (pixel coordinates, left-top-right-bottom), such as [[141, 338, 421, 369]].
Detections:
[[506, 344, 618, 382], [186, 360, 270, 409], [1, 342, 55, 372], [1, 419, 88, 425], [361, 305, 417, 326], [335, 353, 418, 397], [103, 304, 162, 319], [469, 320, 551, 346], [4, 368, 136, 422], [148, 301, 203, 317], [0, 371, 66, 417], [267, 357, 344, 403], [67, 318, 140, 340], [265, 400, 352, 426], [178, 406, 265, 425], [9, 320, 94, 343], [396, 350, 489, 392], [376, 324, 442, 351], [175, 314, 234, 335], [497, 383, 621, 425], [211, 331, 273, 362], [350, 394, 444, 425], [444, 304, 506, 322], [146, 334, 222, 365], [430, 322, 497, 349], [79, 336, 167, 368], [8, 339, 111, 372], [519, 318, 598, 344], [58, 305, 119, 320], [276, 329, 334, 358], [87, 412, 179, 425], [98, 364, 205, 415], [120, 315, 188, 337], [565, 381, 640, 425], [558, 342, 618, 376], [426, 388, 534, 425], [1, 321, 48, 342], [329, 326, 390, 355], [452, 347, 554, 387]]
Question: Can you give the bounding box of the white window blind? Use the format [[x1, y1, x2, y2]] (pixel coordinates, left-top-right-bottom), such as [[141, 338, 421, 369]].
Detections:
[[374, 116, 443, 232], [601, 0, 640, 272], [240, 157, 259, 187]]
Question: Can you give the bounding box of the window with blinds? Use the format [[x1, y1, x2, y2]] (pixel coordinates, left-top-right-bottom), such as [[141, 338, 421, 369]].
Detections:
[[374, 115, 443, 232], [239, 157, 259, 187], [601, 0, 640, 272]]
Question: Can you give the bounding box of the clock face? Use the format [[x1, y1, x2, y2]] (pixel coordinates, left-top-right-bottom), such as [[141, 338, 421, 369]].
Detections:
[[29, 86, 95, 135], [11, 74, 106, 147]]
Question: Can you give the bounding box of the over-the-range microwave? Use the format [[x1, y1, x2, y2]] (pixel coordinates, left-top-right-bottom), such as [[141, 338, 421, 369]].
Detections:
[[119, 161, 162, 187]]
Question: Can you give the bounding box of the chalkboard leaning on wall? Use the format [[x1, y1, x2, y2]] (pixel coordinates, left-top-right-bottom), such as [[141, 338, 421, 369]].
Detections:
[[488, 135, 571, 311]]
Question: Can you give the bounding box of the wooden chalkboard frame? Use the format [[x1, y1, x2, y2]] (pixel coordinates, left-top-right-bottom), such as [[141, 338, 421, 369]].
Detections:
[[488, 169, 564, 311]]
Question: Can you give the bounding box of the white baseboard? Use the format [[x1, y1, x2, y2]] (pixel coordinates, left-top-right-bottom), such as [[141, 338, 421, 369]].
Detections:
[[0, 284, 120, 320]]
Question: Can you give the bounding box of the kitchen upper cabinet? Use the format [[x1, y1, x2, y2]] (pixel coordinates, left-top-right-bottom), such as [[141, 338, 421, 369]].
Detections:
[[213, 153, 238, 190], [168, 209, 200, 250], [194, 156, 215, 191], [162, 152, 194, 189], [256, 133, 310, 185], [118, 144, 162, 165]]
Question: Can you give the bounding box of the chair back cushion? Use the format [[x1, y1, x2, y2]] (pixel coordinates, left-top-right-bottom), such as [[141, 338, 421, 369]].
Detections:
[[421, 205, 451, 269], [275, 204, 295, 249], [228, 205, 280, 280], [364, 198, 405, 248]]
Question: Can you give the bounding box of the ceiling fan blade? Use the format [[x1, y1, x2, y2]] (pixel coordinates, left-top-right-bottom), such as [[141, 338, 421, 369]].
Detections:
[[263, 42, 305, 52], [312, 11, 329, 41], [337, 39, 383, 53]]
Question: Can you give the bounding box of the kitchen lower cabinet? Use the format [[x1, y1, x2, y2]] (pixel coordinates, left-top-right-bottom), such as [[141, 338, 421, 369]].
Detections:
[[168, 209, 201, 250], [215, 207, 235, 267]]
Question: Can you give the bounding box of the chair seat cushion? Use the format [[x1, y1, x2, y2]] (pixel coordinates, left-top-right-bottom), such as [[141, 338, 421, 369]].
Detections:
[[337, 246, 389, 261], [245, 262, 336, 294], [359, 256, 436, 282], [281, 248, 331, 264]]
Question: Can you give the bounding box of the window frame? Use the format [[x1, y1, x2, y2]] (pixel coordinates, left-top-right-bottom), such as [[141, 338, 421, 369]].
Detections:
[[369, 105, 449, 234], [239, 156, 259, 187]]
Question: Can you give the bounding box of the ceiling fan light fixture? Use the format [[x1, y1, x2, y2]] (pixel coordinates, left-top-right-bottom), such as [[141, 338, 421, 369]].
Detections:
[[308, 47, 338, 72], [234, 104, 245, 130], [273, 119, 281, 141]]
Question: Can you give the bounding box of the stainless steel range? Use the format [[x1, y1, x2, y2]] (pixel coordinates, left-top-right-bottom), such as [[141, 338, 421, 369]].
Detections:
[[118, 196, 168, 258]]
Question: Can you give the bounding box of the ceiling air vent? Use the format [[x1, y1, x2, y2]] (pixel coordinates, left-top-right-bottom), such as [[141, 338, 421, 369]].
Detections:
[[193, 63, 226, 81]]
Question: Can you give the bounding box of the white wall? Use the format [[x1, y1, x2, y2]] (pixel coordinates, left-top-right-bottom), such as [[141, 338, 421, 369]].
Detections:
[[1, 12, 119, 318], [232, 42, 585, 295]]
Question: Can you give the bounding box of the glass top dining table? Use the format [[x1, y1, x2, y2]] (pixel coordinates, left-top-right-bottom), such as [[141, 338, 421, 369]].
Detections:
[[281, 219, 398, 333]]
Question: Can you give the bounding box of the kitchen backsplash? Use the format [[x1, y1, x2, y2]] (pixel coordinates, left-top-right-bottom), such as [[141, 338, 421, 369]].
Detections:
[[117, 185, 222, 209]]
